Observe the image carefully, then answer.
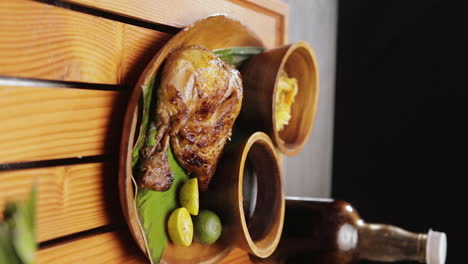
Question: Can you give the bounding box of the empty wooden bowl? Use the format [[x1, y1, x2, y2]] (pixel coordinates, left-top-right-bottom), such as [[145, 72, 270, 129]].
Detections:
[[240, 41, 319, 156], [201, 132, 285, 259]]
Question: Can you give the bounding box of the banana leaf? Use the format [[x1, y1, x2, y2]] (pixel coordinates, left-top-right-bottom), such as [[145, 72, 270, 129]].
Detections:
[[132, 77, 156, 168], [131, 79, 189, 263], [135, 146, 188, 263]]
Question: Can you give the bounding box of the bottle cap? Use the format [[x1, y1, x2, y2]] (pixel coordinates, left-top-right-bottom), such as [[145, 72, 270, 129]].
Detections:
[[426, 229, 447, 264]]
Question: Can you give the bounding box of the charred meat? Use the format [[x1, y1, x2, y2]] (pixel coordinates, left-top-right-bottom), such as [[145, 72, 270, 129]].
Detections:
[[139, 46, 243, 191]]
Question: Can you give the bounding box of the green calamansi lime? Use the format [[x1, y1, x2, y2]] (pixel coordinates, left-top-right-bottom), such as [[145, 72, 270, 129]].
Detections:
[[193, 209, 222, 245], [167, 207, 193, 247], [179, 178, 199, 215]]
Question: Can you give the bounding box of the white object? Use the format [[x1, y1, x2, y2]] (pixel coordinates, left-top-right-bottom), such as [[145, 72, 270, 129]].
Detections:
[[426, 229, 447, 264]]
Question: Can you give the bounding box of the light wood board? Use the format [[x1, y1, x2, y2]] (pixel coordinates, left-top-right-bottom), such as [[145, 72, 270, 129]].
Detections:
[[0, 0, 171, 84], [0, 162, 120, 242]]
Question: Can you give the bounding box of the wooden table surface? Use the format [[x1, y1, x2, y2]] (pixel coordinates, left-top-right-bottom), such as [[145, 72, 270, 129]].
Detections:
[[0, 0, 288, 262]]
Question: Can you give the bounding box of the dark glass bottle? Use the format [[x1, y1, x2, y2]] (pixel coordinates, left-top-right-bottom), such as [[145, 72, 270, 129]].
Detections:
[[254, 197, 447, 264]]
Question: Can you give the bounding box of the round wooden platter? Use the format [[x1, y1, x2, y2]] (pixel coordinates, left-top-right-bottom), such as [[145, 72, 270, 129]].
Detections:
[[119, 15, 265, 264]]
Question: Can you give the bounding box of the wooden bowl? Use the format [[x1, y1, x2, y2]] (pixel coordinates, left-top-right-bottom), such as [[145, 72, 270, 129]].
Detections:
[[119, 15, 264, 263], [239, 41, 319, 156], [201, 132, 285, 259]]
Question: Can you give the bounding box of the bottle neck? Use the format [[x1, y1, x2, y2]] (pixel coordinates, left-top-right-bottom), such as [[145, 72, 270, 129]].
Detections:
[[357, 222, 427, 263]]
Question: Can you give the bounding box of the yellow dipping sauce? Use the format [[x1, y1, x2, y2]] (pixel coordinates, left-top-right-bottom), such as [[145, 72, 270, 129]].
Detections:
[[275, 71, 298, 131]]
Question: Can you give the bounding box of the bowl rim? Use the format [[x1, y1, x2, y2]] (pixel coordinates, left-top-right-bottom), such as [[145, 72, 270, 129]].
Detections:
[[271, 41, 320, 156], [236, 132, 285, 258]]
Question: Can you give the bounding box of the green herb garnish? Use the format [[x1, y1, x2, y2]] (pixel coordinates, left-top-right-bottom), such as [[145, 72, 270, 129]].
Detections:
[[0, 185, 37, 264], [214, 47, 265, 67]]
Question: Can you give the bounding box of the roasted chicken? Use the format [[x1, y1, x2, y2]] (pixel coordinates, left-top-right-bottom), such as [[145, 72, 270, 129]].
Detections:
[[139, 46, 243, 191]]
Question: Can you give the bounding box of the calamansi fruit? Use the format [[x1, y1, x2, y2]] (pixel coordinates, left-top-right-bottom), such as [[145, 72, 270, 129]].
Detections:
[[167, 207, 193, 246], [179, 178, 199, 215], [193, 209, 222, 245]]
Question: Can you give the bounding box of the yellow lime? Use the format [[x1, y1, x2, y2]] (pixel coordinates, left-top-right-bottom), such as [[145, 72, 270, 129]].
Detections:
[[193, 209, 222, 245], [167, 207, 193, 246], [179, 178, 199, 215]]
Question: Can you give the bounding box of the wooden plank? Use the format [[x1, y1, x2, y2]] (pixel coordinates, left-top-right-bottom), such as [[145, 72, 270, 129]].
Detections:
[[0, 0, 171, 84], [36, 229, 253, 264], [119, 25, 172, 85], [37, 231, 147, 264], [0, 0, 285, 84], [221, 248, 254, 264], [62, 0, 287, 48], [0, 86, 123, 163], [0, 162, 121, 242]]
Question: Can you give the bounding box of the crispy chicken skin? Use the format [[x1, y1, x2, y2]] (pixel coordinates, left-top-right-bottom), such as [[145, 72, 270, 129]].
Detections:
[[139, 46, 243, 191]]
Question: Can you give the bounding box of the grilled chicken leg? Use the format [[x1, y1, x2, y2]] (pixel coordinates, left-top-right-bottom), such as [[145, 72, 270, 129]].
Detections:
[[139, 46, 243, 191]]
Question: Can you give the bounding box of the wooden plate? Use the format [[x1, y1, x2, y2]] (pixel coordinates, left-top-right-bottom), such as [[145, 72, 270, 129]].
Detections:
[[119, 15, 265, 264]]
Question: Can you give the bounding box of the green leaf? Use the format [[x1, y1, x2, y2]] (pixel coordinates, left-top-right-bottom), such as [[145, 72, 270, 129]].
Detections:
[[132, 77, 156, 167], [12, 204, 36, 264], [25, 185, 37, 238], [1, 184, 37, 264], [131, 76, 189, 263], [0, 223, 22, 264], [146, 123, 158, 147], [12, 185, 37, 264], [213, 47, 265, 67], [3, 201, 18, 220], [135, 147, 188, 263]]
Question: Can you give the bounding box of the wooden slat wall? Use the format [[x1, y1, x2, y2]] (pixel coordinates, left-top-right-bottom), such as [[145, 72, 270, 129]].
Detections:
[[0, 0, 171, 84], [0, 162, 120, 242], [62, 0, 287, 48], [0, 86, 122, 163], [0, 0, 287, 262], [37, 231, 147, 263], [37, 231, 252, 264]]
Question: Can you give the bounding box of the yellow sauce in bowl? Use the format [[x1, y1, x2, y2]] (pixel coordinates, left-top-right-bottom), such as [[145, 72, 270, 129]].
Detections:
[[275, 71, 298, 131]]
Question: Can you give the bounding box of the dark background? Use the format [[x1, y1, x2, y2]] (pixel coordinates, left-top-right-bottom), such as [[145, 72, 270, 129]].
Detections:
[[333, 0, 467, 263]]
